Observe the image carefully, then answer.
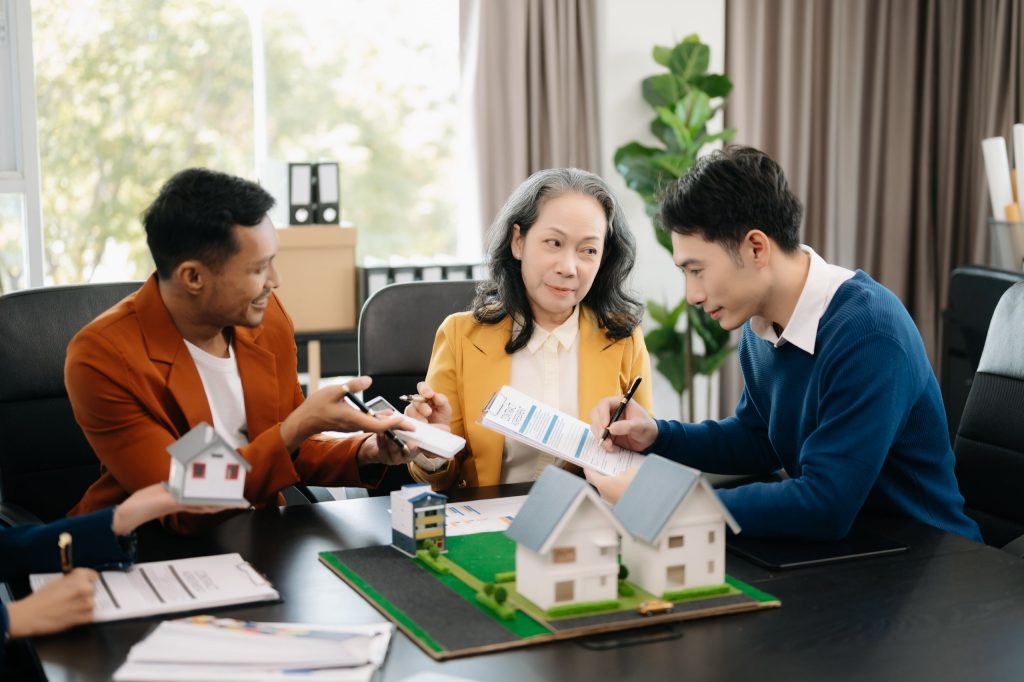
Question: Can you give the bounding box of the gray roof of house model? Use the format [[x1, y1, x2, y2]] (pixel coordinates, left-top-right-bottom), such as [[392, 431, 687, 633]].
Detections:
[[613, 455, 738, 543], [505, 466, 589, 552], [166, 422, 251, 469]]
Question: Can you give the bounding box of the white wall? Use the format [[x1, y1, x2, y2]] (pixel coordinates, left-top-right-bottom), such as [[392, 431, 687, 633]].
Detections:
[[596, 0, 726, 421]]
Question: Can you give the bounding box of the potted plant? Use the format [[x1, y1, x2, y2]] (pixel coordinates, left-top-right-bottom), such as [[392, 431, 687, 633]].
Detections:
[[614, 34, 737, 419]]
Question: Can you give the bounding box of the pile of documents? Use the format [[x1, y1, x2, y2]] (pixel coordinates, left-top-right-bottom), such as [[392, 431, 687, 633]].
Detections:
[[112, 616, 393, 682]]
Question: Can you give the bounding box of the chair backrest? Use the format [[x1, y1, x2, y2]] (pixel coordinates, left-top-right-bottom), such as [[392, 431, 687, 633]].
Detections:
[[941, 265, 1024, 439], [0, 282, 142, 522], [358, 279, 479, 408], [357, 280, 478, 494], [953, 280, 1024, 547]]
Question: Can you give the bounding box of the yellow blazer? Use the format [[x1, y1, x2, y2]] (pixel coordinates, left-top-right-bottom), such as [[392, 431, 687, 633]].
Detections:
[[411, 306, 653, 490]]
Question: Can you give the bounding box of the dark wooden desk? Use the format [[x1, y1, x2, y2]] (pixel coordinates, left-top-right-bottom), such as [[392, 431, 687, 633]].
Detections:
[[16, 487, 1024, 682]]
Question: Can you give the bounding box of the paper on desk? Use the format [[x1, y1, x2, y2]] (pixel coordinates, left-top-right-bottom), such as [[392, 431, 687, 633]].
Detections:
[[112, 618, 393, 682], [479, 386, 642, 476], [445, 495, 527, 536], [30, 553, 279, 623]]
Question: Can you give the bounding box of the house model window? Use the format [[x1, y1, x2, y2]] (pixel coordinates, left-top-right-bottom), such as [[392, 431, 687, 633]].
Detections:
[[192, 462, 206, 479], [553, 547, 576, 564], [668, 535, 684, 548], [226, 464, 240, 480]]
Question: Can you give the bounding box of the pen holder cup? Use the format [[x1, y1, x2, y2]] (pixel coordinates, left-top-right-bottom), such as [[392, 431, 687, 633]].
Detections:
[[989, 219, 1024, 271]]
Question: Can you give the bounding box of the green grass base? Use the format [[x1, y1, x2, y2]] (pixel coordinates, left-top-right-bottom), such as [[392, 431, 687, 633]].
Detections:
[[546, 599, 621, 618], [663, 584, 731, 601]]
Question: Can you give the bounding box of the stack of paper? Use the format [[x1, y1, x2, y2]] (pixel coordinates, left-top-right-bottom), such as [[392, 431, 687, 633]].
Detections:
[[112, 616, 393, 682]]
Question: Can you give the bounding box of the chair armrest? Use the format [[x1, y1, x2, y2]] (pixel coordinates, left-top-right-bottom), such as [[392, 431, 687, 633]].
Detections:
[[0, 501, 43, 529]]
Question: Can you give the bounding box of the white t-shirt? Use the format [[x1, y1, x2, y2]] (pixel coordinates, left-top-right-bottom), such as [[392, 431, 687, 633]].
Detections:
[[502, 306, 581, 483], [184, 339, 250, 451]]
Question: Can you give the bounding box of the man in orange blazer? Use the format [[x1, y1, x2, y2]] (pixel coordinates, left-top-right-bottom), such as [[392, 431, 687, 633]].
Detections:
[[67, 168, 417, 534]]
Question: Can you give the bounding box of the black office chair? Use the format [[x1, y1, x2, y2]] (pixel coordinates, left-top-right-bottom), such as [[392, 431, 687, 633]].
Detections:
[[0, 282, 142, 526], [941, 265, 1024, 440], [357, 279, 479, 494], [953, 281, 1024, 555]]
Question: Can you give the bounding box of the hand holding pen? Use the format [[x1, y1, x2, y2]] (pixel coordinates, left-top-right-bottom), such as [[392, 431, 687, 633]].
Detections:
[[590, 378, 659, 453], [600, 376, 643, 443], [337, 383, 416, 464]]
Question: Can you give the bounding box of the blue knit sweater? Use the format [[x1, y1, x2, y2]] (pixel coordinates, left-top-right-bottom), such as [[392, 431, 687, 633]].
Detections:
[[649, 271, 981, 542]]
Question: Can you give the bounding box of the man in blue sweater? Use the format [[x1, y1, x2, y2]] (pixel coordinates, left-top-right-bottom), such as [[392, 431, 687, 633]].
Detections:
[[589, 146, 980, 542]]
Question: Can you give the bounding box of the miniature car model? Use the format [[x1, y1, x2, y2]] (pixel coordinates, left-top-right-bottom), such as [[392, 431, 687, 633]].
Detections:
[[637, 599, 674, 616]]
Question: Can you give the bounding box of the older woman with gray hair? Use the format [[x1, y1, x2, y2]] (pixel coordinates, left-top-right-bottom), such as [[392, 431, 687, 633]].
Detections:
[[405, 168, 653, 490]]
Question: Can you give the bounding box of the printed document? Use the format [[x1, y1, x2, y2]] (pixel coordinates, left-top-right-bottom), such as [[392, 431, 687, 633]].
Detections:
[[479, 386, 642, 476], [445, 496, 527, 536], [30, 553, 279, 623]]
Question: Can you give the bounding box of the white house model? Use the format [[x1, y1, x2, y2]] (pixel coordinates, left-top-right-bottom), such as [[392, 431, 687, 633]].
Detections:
[[166, 422, 251, 507], [613, 455, 740, 597], [505, 466, 626, 611]]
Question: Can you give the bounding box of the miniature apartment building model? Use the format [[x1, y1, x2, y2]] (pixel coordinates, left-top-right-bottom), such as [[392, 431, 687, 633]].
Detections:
[[613, 455, 739, 596], [505, 466, 627, 611], [166, 422, 251, 506], [391, 483, 449, 557]]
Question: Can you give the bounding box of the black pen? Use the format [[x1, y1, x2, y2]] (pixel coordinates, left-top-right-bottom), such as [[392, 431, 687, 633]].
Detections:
[[600, 376, 643, 443], [338, 385, 412, 457]]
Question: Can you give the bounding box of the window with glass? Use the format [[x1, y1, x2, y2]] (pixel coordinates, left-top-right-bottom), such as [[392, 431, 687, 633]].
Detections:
[[30, 0, 460, 285]]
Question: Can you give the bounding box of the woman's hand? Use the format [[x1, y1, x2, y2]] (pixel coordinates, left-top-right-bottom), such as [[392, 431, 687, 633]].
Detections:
[[6, 568, 98, 638]]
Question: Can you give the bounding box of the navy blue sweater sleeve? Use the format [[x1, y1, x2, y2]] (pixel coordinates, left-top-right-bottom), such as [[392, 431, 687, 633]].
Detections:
[[717, 332, 917, 541], [0, 509, 129, 581], [646, 388, 780, 475]]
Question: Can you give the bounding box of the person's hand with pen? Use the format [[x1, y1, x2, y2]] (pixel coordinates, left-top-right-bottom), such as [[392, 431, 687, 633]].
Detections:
[[400, 381, 454, 471], [278, 376, 421, 467], [584, 382, 659, 504]]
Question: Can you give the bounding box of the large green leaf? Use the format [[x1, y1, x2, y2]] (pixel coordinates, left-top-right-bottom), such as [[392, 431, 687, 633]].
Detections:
[[655, 106, 692, 149], [613, 142, 669, 197], [652, 45, 673, 67], [677, 91, 713, 133], [644, 326, 682, 355], [694, 74, 732, 98], [668, 40, 709, 82], [642, 74, 680, 109], [652, 152, 696, 178], [650, 118, 682, 153], [654, 352, 689, 394], [646, 300, 672, 326], [696, 344, 737, 376]]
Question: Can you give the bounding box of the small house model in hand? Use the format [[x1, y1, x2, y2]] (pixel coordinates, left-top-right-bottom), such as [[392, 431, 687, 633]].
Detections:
[[613, 455, 739, 597], [391, 483, 448, 557], [505, 466, 627, 611], [166, 422, 251, 507]]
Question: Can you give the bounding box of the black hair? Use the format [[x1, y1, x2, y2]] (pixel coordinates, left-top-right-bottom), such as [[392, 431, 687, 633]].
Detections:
[[658, 146, 802, 253], [473, 168, 643, 354], [143, 168, 276, 279]]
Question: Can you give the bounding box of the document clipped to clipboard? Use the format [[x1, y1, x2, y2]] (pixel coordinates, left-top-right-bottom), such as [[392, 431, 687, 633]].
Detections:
[[30, 553, 279, 623], [479, 385, 643, 476]]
